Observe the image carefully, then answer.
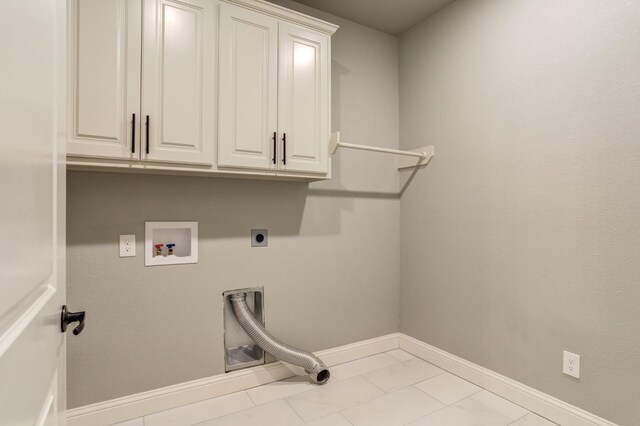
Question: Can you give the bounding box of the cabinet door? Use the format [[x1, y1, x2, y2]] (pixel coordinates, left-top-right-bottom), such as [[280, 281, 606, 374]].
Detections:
[[141, 0, 215, 165], [217, 4, 278, 171], [68, 0, 141, 159], [278, 23, 329, 174]]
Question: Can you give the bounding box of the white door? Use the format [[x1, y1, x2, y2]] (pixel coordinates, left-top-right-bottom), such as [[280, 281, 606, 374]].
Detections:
[[0, 0, 68, 425], [67, 0, 142, 160], [217, 3, 278, 171], [278, 23, 329, 174], [142, 0, 216, 166]]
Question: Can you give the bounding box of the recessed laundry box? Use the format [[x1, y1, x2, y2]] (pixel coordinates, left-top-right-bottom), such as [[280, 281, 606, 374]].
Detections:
[[145, 221, 198, 266]]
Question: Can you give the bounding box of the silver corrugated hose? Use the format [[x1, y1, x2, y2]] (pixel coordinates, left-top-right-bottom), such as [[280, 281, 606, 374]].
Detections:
[[229, 293, 330, 385]]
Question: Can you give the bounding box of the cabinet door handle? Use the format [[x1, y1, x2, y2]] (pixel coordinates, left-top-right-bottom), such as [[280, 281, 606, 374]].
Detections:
[[272, 131, 277, 164], [131, 113, 136, 154], [282, 133, 286, 165], [145, 115, 150, 155]]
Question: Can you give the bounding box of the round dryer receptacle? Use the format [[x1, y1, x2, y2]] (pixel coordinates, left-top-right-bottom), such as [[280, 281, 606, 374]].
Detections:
[[251, 229, 268, 247]]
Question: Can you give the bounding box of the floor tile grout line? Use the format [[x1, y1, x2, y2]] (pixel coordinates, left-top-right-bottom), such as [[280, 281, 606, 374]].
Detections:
[[281, 397, 356, 425], [329, 352, 401, 382], [342, 412, 356, 426], [398, 399, 452, 426], [281, 397, 307, 425], [159, 389, 257, 426], [462, 395, 523, 424], [410, 381, 483, 406], [330, 351, 390, 369], [336, 381, 397, 419], [282, 378, 351, 424], [347, 357, 444, 394], [472, 395, 521, 421], [289, 375, 389, 424], [473, 389, 531, 419], [504, 405, 530, 423], [333, 412, 355, 426], [385, 349, 416, 362], [407, 365, 535, 422], [358, 371, 389, 394], [338, 383, 445, 426], [416, 366, 533, 419], [243, 389, 257, 407], [245, 387, 260, 406], [469, 389, 532, 422], [191, 397, 297, 426], [506, 412, 559, 426], [397, 391, 522, 426]]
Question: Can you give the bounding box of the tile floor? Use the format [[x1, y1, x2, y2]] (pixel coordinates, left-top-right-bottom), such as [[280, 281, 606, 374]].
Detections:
[[112, 350, 557, 426]]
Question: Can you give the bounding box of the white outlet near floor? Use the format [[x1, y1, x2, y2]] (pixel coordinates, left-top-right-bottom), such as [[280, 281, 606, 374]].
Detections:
[[563, 351, 580, 379], [119, 234, 136, 257]]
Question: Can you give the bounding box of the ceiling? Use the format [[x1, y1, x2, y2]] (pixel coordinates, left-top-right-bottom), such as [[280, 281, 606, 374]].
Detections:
[[288, 0, 456, 35]]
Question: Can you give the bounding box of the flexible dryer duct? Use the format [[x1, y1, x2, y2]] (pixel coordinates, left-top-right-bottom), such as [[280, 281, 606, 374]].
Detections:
[[229, 293, 330, 385]]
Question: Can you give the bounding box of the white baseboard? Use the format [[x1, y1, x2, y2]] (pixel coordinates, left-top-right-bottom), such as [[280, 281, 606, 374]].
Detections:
[[66, 333, 400, 426], [67, 333, 616, 426], [398, 334, 616, 426]]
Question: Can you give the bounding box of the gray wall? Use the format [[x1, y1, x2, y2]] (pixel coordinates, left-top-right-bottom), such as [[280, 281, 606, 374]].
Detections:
[[398, 0, 640, 424], [67, 5, 401, 407]]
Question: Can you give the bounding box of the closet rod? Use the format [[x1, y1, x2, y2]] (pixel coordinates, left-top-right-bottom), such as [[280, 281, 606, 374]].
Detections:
[[334, 141, 427, 159], [329, 132, 434, 170]]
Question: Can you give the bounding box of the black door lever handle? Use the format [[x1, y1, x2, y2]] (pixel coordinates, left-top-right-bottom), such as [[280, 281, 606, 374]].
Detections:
[[61, 305, 86, 336]]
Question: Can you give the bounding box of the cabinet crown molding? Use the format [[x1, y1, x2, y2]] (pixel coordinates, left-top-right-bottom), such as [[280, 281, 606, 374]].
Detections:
[[222, 0, 339, 35]]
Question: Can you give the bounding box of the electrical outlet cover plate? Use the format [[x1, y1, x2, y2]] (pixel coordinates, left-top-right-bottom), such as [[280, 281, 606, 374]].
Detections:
[[119, 234, 136, 257], [563, 350, 580, 379]]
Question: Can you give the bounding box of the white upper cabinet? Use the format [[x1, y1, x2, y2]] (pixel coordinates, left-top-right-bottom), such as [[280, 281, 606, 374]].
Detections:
[[278, 23, 329, 174], [142, 0, 216, 165], [217, 4, 278, 171], [218, 6, 332, 175], [68, 0, 338, 180], [68, 0, 141, 159]]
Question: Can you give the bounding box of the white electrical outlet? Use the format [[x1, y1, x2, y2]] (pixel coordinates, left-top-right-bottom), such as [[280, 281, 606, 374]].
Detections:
[[119, 235, 136, 257], [563, 351, 580, 379]]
